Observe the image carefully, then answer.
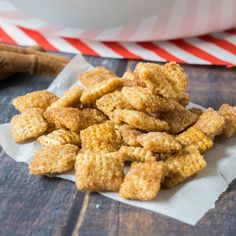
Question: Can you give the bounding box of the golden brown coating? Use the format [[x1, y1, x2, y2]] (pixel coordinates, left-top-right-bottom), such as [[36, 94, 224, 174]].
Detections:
[[121, 86, 177, 113], [218, 104, 236, 137], [75, 151, 124, 192], [188, 107, 203, 117], [44, 107, 81, 132], [134, 62, 178, 99], [112, 109, 169, 132], [79, 108, 107, 129], [118, 125, 143, 146], [96, 90, 133, 118], [164, 146, 206, 188], [80, 121, 121, 153], [49, 86, 83, 109], [119, 161, 166, 200], [37, 129, 81, 147], [29, 144, 79, 175], [122, 71, 145, 87], [78, 66, 119, 89], [159, 106, 198, 134], [178, 92, 190, 107], [12, 90, 58, 113], [11, 108, 48, 143], [162, 62, 188, 93], [44, 107, 106, 132], [119, 146, 158, 162], [194, 108, 225, 138], [80, 78, 123, 104], [176, 127, 213, 153], [137, 132, 182, 154]]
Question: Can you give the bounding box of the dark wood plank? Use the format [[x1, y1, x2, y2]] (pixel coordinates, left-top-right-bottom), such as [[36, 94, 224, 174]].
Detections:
[[0, 54, 236, 236]]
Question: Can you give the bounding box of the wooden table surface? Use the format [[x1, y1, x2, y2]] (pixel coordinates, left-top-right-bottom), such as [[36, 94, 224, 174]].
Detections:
[[0, 53, 236, 236]]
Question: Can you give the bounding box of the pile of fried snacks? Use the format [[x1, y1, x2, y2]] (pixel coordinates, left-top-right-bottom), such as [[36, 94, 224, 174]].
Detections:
[[10, 62, 236, 201]]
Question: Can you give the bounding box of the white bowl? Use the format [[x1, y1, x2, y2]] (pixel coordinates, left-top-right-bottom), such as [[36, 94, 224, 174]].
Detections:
[[7, 0, 236, 41]]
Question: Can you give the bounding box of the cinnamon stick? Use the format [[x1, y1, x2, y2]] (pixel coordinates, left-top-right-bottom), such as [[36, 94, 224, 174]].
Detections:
[[0, 51, 66, 80], [0, 43, 70, 64]]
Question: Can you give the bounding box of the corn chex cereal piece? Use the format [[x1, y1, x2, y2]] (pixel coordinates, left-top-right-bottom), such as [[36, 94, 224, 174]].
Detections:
[[80, 121, 120, 152], [176, 127, 213, 153], [79, 108, 107, 129], [29, 144, 79, 175], [44, 107, 106, 132], [122, 71, 145, 87], [44, 107, 81, 132], [75, 151, 124, 192], [159, 106, 198, 134], [78, 67, 119, 89], [134, 62, 178, 99], [113, 109, 169, 132], [164, 146, 206, 188], [12, 90, 58, 113], [80, 78, 123, 104], [162, 62, 188, 93], [119, 146, 158, 162], [96, 91, 133, 118], [188, 107, 203, 117], [218, 104, 236, 137], [119, 161, 166, 200], [118, 125, 143, 146], [137, 132, 181, 154], [121, 86, 177, 113], [11, 108, 48, 143], [49, 86, 83, 109], [194, 108, 225, 138], [37, 129, 81, 147]]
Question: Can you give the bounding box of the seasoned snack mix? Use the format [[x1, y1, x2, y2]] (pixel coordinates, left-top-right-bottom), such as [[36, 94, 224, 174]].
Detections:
[[9, 61, 236, 201]]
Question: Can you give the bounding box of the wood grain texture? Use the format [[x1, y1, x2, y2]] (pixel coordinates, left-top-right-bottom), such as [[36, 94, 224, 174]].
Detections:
[[0, 54, 236, 236]]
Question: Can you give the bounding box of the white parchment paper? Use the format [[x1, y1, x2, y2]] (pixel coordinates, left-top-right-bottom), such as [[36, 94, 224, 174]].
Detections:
[[0, 55, 236, 225]]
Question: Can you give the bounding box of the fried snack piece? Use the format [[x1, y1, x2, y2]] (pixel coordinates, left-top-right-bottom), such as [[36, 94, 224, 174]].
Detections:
[[44, 107, 106, 132], [29, 144, 79, 175], [119, 161, 166, 200], [37, 129, 81, 147], [12, 90, 58, 113], [218, 104, 236, 137], [78, 67, 119, 89], [80, 121, 120, 152], [164, 146, 206, 188], [178, 92, 189, 107], [75, 151, 124, 192], [118, 125, 143, 146], [11, 108, 48, 143], [96, 91, 133, 118], [112, 109, 169, 132], [194, 108, 225, 138], [162, 61, 188, 93], [121, 86, 177, 113], [119, 146, 158, 162], [188, 107, 203, 117], [137, 132, 181, 154], [159, 106, 198, 134], [122, 71, 145, 87], [44, 107, 81, 132], [79, 108, 107, 129], [134, 62, 178, 99], [80, 78, 123, 104], [176, 127, 213, 153], [49, 86, 83, 109]]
